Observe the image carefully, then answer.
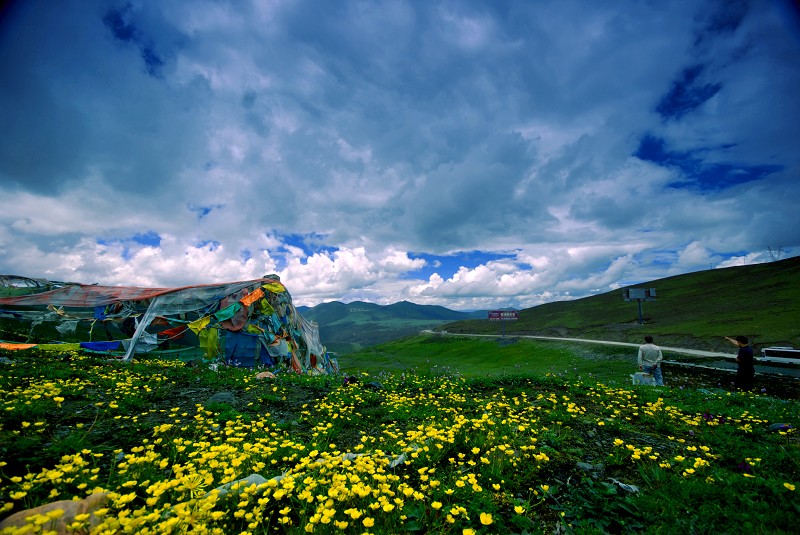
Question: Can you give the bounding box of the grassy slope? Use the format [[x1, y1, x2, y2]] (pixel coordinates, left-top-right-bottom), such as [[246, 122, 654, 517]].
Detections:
[[439, 256, 800, 353]]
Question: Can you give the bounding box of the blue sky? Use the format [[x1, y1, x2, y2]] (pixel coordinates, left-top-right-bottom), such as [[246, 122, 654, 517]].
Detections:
[[0, 0, 798, 310]]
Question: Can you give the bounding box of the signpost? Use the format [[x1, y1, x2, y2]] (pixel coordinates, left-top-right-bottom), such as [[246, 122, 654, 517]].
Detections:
[[488, 309, 518, 338], [622, 288, 656, 324]]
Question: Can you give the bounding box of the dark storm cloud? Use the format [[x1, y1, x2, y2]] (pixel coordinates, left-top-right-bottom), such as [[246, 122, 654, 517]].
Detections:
[[0, 0, 797, 308]]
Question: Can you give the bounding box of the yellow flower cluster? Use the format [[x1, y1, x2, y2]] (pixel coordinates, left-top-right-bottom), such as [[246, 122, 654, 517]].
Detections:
[[1, 359, 796, 534]]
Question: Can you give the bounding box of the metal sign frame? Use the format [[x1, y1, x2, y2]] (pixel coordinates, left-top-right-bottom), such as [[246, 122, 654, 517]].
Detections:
[[488, 309, 518, 338], [622, 288, 656, 324]]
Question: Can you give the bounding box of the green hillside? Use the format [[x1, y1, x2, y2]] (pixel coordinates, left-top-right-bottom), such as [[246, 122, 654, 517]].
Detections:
[[440, 256, 800, 353]]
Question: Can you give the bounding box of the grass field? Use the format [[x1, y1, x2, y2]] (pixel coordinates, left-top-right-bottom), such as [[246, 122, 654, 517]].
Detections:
[[339, 335, 636, 380], [1, 339, 798, 534]]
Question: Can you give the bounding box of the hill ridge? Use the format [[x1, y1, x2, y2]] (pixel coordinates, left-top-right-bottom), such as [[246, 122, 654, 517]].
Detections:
[[439, 256, 800, 353]]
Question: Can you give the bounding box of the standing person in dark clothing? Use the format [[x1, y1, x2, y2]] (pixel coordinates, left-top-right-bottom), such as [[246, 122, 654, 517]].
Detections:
[[725, 335, 754, 391]]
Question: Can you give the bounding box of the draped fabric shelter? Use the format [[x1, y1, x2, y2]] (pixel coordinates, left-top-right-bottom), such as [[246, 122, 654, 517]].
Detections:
[[0, 275, 337, 374]]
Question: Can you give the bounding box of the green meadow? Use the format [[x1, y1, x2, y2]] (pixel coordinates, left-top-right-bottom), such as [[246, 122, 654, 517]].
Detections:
[[341, 336, 636, 379], [1, 336, 798, 534]]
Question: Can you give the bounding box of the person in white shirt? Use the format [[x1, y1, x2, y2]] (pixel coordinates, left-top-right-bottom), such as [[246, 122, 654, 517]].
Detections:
[[638, 335, 664, 386]]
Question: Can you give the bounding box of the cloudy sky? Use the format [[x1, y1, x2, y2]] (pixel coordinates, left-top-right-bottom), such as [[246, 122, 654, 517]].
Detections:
[[1, 0, 798, 311]]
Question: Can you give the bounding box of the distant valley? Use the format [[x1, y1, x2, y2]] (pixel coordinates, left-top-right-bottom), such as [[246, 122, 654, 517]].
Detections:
[[296, 300, 484, 354]]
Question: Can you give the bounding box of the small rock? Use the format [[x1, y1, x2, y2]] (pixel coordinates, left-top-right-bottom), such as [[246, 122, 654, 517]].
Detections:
[[210, 474, 269, 498], [255, 371, 276, 379], [206, 391, 237, 405], [608, 478, 639, 493], [0, 492, 109, 534]]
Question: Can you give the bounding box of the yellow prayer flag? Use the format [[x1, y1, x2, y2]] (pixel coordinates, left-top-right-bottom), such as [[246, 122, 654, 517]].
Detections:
[[187, 315, 211, 335], [262, 281, 286, 294]]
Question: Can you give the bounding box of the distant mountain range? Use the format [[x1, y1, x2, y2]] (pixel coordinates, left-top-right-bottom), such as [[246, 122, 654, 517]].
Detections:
[[296, 300, 484, 354]]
